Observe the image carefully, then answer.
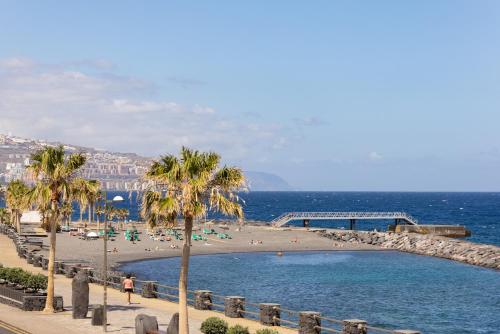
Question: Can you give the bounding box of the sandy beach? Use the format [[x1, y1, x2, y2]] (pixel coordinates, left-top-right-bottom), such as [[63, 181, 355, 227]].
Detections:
[[40, 222, 381, 269]]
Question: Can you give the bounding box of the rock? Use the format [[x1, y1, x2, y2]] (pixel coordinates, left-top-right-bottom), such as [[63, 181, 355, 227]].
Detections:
[[167, 313, 179, 334], [91, 305, 104, 326], [72, 271, 90, 319], [135, 314, 159, 334]]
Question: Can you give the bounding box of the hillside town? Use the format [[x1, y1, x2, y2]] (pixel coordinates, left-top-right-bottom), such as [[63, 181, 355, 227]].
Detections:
[[0, 134, 150, 190]]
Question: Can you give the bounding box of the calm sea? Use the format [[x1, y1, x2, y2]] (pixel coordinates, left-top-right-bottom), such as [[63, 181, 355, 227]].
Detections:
[[121, 251, 500, 334], [103, 191, 500, 245]]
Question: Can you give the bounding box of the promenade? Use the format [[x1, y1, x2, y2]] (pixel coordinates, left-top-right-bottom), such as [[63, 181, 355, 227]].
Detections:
[[0, 233, 296, 334]]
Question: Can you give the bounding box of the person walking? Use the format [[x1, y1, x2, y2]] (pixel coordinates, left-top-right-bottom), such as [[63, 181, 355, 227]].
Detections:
[[122, 274, 134, 305]]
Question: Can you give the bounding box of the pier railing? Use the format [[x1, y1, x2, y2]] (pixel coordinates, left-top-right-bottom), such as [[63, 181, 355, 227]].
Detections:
[[271, 212, 419, 227]]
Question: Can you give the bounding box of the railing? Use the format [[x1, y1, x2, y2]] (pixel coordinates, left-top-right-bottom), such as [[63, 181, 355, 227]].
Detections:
[[271, 212, 419, 227], [87, 271, 419, 334]]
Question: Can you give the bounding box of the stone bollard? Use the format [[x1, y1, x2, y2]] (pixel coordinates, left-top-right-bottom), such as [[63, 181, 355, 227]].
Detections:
[[65, 265, 76, 278], [72, 271, 90, 319], [393, 331, 420, 334], [342, 319, 367, 334], [55, 261, 64, 275], [224, 296, 245, 318], [167, 313, 179, 334], [42, 257, 49, 270], [91, 305, 104, 326], [33, 255, 42, 267], [135, 314, 159, 334], [141, 281, 158, 298], [299, 312, 321, 334], [259, 303, 280, 326], [26, 252, 34, 264], [194, 290, 212, 310]]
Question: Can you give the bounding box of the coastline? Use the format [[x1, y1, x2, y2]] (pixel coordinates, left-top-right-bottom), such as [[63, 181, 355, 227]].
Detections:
[[41, 223, 381, 269]]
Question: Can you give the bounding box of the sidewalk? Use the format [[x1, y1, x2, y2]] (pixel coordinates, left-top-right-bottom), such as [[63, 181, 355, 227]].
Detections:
[[0, 234, 295, 334]]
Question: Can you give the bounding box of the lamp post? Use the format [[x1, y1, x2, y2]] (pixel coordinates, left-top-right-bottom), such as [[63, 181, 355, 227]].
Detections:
[[101, 193, 123, 332]]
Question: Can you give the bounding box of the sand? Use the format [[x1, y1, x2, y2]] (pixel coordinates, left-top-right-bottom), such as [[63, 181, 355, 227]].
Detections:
[[39, 222, 381, 269]]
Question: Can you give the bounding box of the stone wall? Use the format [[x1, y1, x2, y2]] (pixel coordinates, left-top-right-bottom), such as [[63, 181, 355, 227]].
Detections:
[[320, 230, 500, 270]]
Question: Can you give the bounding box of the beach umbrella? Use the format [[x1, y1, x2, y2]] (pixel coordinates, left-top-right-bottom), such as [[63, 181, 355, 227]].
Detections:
[[86, 231, 99, 238]]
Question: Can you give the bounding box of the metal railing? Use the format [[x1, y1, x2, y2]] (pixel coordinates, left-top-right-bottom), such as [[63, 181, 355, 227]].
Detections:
[[271, 212, 419, 227]]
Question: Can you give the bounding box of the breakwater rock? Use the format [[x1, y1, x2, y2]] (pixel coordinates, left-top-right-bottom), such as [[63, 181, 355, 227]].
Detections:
[[320, 230, 500, 270]]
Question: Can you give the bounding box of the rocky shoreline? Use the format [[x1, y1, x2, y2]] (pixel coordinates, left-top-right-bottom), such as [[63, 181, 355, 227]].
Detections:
[[320, 230, 500, 270]]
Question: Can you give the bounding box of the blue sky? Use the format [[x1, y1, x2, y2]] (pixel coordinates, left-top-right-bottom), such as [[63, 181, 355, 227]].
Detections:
[[1, 1, 499, 190]]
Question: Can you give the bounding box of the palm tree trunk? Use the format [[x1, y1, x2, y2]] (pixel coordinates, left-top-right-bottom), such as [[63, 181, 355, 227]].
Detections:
[[179, 216, 193, 334], [88, 204, 92, 225], [43, 198, 58, 313], [97, 214, 100, 231], [80, 204, 83, 226], [16, 211, 21, 234]]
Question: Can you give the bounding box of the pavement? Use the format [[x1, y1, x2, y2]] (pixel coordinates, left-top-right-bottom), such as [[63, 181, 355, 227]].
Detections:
[[0, 233, 296, 334]]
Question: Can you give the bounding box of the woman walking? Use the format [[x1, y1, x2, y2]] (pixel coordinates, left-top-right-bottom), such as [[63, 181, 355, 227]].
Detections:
[[122, 274, 134, 305]]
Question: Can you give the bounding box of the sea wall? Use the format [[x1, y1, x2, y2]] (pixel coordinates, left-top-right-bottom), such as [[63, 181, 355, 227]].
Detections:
[[320, 230, 500, 270]]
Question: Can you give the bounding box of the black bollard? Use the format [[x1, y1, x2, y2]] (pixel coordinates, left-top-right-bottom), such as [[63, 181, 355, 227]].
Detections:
[[342, 319, 367, 334], [299, 311, 321, 334], [224, 296, 245, 318], [135, 314, 159, 334], [72, 271, 90, 319], [259, 303, 280, 326], [167, 313, 179, 334], [194, 290, 212, 310]]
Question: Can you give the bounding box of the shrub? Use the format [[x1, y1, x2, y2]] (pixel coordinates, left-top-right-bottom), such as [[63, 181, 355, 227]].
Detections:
[[26, 274, 48, 291], [227, 325, 249, 334], [201, 317, 228, 334], [256, 329, 279, 334], [5, 268, 24, 284]]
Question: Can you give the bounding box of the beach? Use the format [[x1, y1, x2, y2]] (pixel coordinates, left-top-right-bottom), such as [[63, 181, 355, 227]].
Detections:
[[40, 222, 380, 269]]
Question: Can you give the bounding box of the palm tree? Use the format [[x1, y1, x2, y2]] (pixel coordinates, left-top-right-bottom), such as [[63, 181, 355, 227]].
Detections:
[[141, 147, 245, 334], [73, 178, 99, 227], [5, 180, 31, 233], [28, 145, 86, 313], [86, 181, 100, 226], [0, 208, 10, 226], [95, 203, 104, 231], [60, 201, 73, 228]]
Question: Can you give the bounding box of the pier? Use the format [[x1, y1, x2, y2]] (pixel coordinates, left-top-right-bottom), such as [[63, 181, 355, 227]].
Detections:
[[271, 211, 419, 228]]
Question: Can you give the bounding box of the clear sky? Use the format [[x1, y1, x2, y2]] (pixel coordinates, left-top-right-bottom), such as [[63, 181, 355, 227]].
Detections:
[[1, 1, 499, 191]]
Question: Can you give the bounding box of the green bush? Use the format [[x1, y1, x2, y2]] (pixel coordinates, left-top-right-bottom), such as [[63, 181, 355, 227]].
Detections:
[[200, 317, 228, 334], [256, 329, 279, 334], [0, 267, 48, 290], [227, 325, 249, 334], [26, 274, 48, 291], [5, 268, 24, 284]]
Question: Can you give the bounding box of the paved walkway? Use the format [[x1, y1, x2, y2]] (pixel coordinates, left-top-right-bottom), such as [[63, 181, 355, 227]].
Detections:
[[0, 234, 296, 334]]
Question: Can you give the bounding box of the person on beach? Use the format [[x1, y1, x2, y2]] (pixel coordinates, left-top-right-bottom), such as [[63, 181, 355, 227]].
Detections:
[[122, 274, 134, 305]]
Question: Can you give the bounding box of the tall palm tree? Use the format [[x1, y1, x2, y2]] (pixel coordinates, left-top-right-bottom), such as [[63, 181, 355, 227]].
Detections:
[[28, 145, 86, 313], [5, 180, 31, 233], [141, 147, 245, 334], [72, 178, 99, 227], [60, 201, 73, 228], [0, 208, 10, 226]]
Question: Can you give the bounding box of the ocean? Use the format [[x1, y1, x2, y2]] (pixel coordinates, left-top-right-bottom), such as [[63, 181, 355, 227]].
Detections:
[[101, 191, 500, 245], [121, 251, 500, 334]]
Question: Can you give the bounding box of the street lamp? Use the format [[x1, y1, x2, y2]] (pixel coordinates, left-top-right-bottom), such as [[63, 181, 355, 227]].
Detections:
[[101, 193, 123, 332]]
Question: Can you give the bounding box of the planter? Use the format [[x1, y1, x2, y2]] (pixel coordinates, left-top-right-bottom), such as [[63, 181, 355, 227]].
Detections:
[[0, 283, 63, 311]]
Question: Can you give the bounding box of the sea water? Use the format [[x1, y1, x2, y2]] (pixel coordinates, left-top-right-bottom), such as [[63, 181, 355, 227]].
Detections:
[[121, 251, 500, 334], [100, 191, 500, 245]]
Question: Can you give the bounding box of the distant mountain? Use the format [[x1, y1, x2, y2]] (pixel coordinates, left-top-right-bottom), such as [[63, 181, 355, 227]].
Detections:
[[244, 171, 293, 191]]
